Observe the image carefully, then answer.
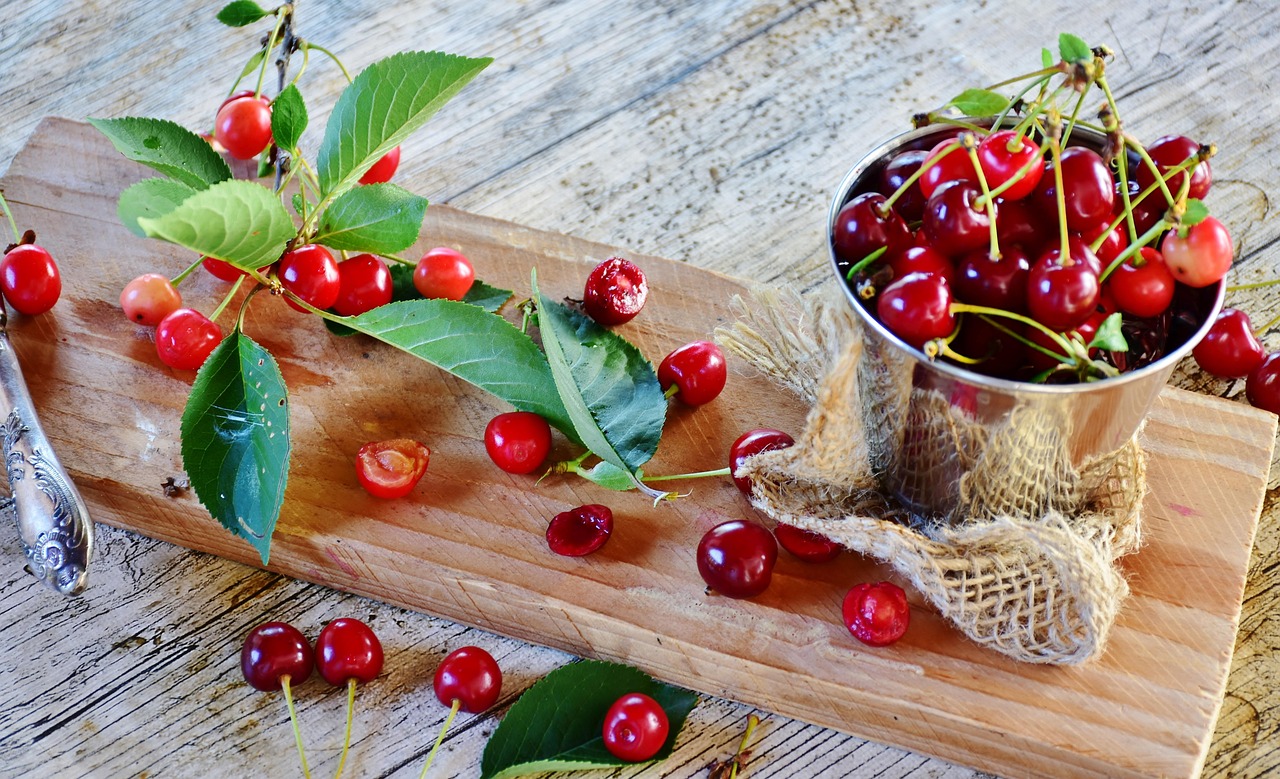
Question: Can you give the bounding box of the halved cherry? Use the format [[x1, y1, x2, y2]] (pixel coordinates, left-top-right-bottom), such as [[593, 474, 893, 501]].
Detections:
[[354, 439, 431, 499]]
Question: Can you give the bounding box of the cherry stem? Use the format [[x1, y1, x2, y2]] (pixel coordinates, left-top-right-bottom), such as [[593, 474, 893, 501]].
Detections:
[[1060, 80, 1092, 149], [882, 139, 963, 212], [418, 699, 460, 779], [1228, 279, 1280, 293], [994, 74, 1053, 130], [209, 276, 247, 322], [1088, 157, 1196, 255], [964, 144, 1000, 259], [1098, 220, 1172, 283], [290, 45, 310, 87], [978, 314, 1071, 366], [926, 116, 990, 135], [663, 384, 680, 400], [281, 676, 313, 779], [641, 467, 732, 483], [255, 9, 289, 99], [844, 246, 887, 281], [974, 143, 1049, 207], [951, 302, 1073, 356], [170, 256, 205, 286], [728, 714, 762, 779], [333, 678, 356, 779], [984, 64, 1063, 92], [1254, 309, 1280, 338], [1049, 133, 1070, 260], [0, 192, 20, 245], [305, 42, 354, 83]]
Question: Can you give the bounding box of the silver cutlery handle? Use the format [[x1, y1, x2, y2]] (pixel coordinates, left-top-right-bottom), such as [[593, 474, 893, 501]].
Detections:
[[0, 331, 92, 595]]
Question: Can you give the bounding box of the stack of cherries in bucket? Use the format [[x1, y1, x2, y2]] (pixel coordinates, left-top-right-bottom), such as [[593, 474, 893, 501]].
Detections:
[[832, 38, 1279, 414]]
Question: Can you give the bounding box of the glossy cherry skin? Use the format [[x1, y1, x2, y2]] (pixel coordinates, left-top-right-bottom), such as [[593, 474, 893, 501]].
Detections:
[[485, 411, 553, 474], [876, 272, 955, 349], [658, 341, 727, 406], [774, 524, 842, 562], [546, 504, 614, 556], [120, 273, 182, 325], [315, 617, 384, 686], [953, 247, 1030, 312], [954, 316, 1023, 379], [1161, 216, 1233, 288], [1107, 247, 1175, 319], [279, 244, 341, 312], [354, 439, 430, 499], [922, 180, 995, 257], [202, 256, 269, 282], [831, 192, 912, 267], [602, 693, 670, 762], [583, 256, 648, 325], [1248, 353, 1280, 415], [414, 246, 475, 301], [1034, 146, 1115, 233], [1116, 177, 1165, 237], [1137, 135, 1211, 200], [241, 622, 314, 692], [696, 520, 778, 599], [214, 95, 272, 160], [878, 149, 929, 222], [1026, 240, 1101, 332], [976, 130, 1043, 201], [729, 428, 795, 495], [888, 245, 955, 286], [1194, 308, 1265, 379], [842, 582, 910, 647], [917, 138, 974, 199], [1, 245, 61, 315], [994, 198, 1051, 258], [332, 254, 393, 316], [359, 146, 402, 185], [434, 646, 502, 712], [1077, 214, 1128, 265], [155, 308, 223, 370]]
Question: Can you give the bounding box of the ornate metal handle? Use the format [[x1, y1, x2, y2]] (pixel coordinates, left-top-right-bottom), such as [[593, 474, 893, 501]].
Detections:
[[0, 330, 92, 595]]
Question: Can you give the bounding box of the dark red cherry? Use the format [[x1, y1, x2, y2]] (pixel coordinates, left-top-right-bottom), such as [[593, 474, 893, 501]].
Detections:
[[953, 316, 1023, 379], [657, 341, 727, 406], [888, 245, 955, 285], [953, 246, 1031, 312], [434, 646, 502, 712], [922, 180, 995, 257], [876, 271, 956, 348], [774, 524, 842, 562], [878, 149, 929, 222], [1194, 308, 1265, 379], [729, 428, 795, 495], [995, 197, 1052, 257], [1026, 241, 1101, 332], [1137, 135, 1211, 200], [918, 137, 974, 199], [832, 192, 912, 268], [1076, 215, 1128, 265], [241, 622, 314, 692], [315, 617, 383, 686], [696, 520, 778, 599], [546, 504, 614, 557], [1035, 146, 1115, 233]]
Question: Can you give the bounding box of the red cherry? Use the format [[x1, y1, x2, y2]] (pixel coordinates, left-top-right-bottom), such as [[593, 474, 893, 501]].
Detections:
[[876, 272, 956, 349], [831, 193, 912, 268], [1034, 146, 1115, 233], [202, 256, 270, 282], [774, 524, 842, 562], [120, 273, 182, 325], [954, 316, 1024, 379], [1077, 215, 1129, 265], [1247, 353, 1280, 415], [359, 146, 402, 185], [279, 244, 340, 312], [1, 244, 61, 315], [994, 198, 1051, 257], [546, 504, 614, 557], [1023, 316, 1101, 375], [315, 617, 383, 686], [241, 622, 314, 692], [155, 308, 223, 370], [354, 439, 430, 499], [658, 341, 727, 406], [878, 149, 929, 222], [433, 646, 502, 712], [1116, 177, 1166, 237], [1161, 216, 1233, 288], [1026, 240, 1101, 332], [602, 693, 670, 763], [1194, 309, 1265, 379], [728, 428, 795, 495], [1107, 247, 1175, 319], [582, 257, 648, 325], [696, 520, 778, 599], [888, 245, 955, 286], [413, 247, 475, 301], [214, 95, 273, 160], [953, 247, 1030, 312], [842, 582, 910, 647], [218, 90, 256, 113], [917, 138, 974, 199], [485, 412, 553, 474], [1137, 135, 1211, 200], [333, 254, 393, 316], [922, 180, 995, 257], [976, 130, 1043, 201]]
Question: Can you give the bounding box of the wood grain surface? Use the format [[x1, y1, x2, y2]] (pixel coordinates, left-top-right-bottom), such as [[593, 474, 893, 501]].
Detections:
[[0, 1, 1278, 778]]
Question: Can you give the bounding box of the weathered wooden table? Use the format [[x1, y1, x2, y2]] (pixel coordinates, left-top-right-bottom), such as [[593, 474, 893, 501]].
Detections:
[[1, 1, 1276, 777]]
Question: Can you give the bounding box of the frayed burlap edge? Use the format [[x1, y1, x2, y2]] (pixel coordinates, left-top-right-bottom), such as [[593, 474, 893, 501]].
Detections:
[[714, 286, 1146, 665]]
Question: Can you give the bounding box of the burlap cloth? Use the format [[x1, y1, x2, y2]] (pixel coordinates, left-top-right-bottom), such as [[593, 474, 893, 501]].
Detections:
[[714, 287, 1147, 665]]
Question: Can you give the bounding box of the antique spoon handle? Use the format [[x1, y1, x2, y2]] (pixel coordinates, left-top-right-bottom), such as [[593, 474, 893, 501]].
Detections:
[[0, 330, 92, 595]]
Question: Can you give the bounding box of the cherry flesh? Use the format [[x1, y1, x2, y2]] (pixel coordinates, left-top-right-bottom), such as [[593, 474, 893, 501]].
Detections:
[[546, 504, 614, 557], [842, 581, 910, 647], [582, 256, 648, 325], [602, 692, 670, 763], [120, 273, 182, 325], [354, 439, 430, 499], [241, 622, 314, 692], [1, 244, 61, 315], [434, 646, 502, 712], [414, 246, 476, 301], [729, 428, 795, 495], [658, 341, 727, 406], [696, 519, 778, 599], [315, 617, 384, 686], [485, 411, 553, 474]]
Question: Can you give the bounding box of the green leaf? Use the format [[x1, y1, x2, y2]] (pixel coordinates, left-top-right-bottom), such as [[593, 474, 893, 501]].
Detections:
[[480, 660, 697, 779], [216, 0, 269, 26], [315, 51, 492, 197], [237, 49, 267, 83], [1182, 198, 1210, 226], [88, 117, 233, 189], [180, 330, 291, 565], [462, 279, 514, 312], [324, 269, 511, 336], [574, 461, 645, 491], [531, 270, 666, 495], [947, 88, 1008, 117], [255, 154, 274, 179], [1088, 312, 1129, 352], [1041, 47, 1054, 68], [117, 178, 197, 237], [136, 179, 295, 269], [271, 84, 308, 151], [1059, 33, 1092, 64], [340, 299, 577, 441], [312, 184, 428, 254]]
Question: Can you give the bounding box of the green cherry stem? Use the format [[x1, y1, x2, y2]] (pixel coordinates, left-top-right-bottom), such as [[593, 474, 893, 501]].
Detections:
[[333, 678, 356, 779], [170, 255, 206, 286], [290, 44, 311, 86], [952, 302, 1074, 356], [418, 699, 461, 779], [663, 384, 679, 400], [1098, 220, 1172, 283], [281, 676, 314, 779], [1049, 133, 1070, 261], [925, 116, 992, 135], [1088, 156, 1198, 255], [255, 10, 289, 99], [1253, 309, 1280, 338], [209, 276, 247, 323], [984, 64, 1063, 92], [728, 714, 762, 779], [304, 41, 354, 83], [1060, 80, 1093, 149], [964, 144, 1001, 259], [995, 74, 1054, 130], [978, 314, 1072, 365], [0, 191, 22, 245], [844, 246, 887, 281], [640, 467, 732, 483], [881, 139, 964, 212], [974, 143, 1049, 207], [1227, 278, 1280, 293]]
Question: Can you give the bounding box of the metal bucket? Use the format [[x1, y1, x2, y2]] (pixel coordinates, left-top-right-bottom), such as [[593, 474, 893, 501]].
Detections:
[[827, 123, 1224, 523]]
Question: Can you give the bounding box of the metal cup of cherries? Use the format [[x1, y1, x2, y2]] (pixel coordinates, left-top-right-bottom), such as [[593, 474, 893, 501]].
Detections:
[[831, 36, 1255, 397]]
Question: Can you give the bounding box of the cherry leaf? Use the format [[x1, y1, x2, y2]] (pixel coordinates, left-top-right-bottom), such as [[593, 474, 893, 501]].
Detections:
[[574, 461, 645, 491], [1058, 32, 1092, 64], [88, 117, 233, 189], [1088, 312, 1129, 353], [480, 660, 698, 779], [1041, 47, 1054, 68], [1182, 198, 1210, 226], [947, 88, 1008, 117], [180, 329, 291, 565], [271, 84, 308, 152], [531, 269, 667, 497], [216, 0, 269, 27], [315, 51, 491, 199], [117, 178, 196, 237], [312, 183, 428, 254], [136, 179, 295, 269]]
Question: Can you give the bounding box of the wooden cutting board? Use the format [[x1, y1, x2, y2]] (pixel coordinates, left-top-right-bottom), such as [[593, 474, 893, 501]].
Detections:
[[4, 117, 1274, 779]]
